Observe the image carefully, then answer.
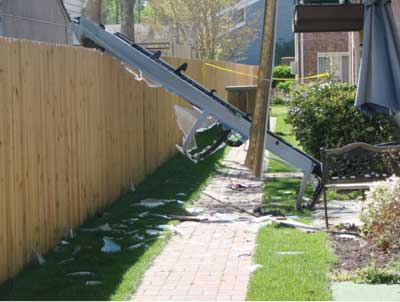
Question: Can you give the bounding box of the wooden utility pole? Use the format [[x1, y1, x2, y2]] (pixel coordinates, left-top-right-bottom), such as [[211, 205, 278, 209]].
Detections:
[[245, 0, 278, 178]]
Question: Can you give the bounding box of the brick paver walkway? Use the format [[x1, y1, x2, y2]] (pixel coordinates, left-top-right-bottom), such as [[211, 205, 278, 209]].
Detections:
[[131, 146, 265, 301]]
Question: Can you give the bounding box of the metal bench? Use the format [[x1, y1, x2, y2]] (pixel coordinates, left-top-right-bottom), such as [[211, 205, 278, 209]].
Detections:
[[320, 142, 400, 228]]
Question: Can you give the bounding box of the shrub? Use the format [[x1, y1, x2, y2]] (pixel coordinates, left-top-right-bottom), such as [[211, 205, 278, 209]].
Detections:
[[276, 80, 294, 93], [286, 82, 395, 158], [273, 65, 294, 88], [361, 176, 400, 250]]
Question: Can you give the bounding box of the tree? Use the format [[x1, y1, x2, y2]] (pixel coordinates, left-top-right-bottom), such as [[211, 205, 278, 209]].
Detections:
[[148, 0, 255, 60], [83, 0, 103, 24], [120, 0, 136, 41], [103, 0, 120, 24]]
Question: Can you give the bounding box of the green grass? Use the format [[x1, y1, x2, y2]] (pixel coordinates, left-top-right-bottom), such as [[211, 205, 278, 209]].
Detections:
[[247, 105, 335, 301], [0, 129, 227, 301], [247, 225, 336, 301], [268, 105, 297, 173]]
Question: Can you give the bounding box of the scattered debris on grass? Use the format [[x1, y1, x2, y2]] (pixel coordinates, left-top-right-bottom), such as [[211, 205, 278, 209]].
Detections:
[[128, 243, 146, 250], [145, 229, 161, 236], [67, 272, 95, 277], [250, 264, 263, 273], [85, 281, 102, 286], [101, 237, 121, 253], [33, 251, 46, 265], [276, 251, 305, 256]]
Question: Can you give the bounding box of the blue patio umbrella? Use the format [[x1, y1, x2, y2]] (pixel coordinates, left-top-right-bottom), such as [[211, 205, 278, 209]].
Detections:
[[356, 0, 400, 116]]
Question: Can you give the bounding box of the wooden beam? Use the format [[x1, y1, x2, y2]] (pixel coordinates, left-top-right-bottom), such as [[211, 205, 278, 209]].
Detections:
[[245, 0, 278, 178]]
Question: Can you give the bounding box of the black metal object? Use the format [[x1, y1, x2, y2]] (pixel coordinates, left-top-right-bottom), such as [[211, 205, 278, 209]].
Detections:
[[294, 1, 364, 33], [320, 142, 400, 228]]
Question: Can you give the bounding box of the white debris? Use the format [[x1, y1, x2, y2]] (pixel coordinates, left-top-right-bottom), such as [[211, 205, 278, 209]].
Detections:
[[164, 225, 184, 236], [128, 243, 146, 250], [338, 234, 357, 240], [64, 228, 75, 239], [132, 234, 145, 241], [101, 237, 121, 253], [122, 218, 139, 223], [130, 184, 136, 192], [138, 199, 165, 208], [33, 250, 46, 265], [113, 224, 128, 229], [72, 246, 81, 256], [138, 211, 149, 218], [60, 240, 70, 246], [67, 272, 95, 277], [149, 214, 170, 219], [177, 193, 187, 197], [177, 200, 185, 204], [138, 199, 178, 208], [146, 229, 161, 236], [98, 223, 112, 232], [86, 281, 102, 286], [250, 264, 263, 273], [186, 207, 204, 214], [276, 251, 305, 256]]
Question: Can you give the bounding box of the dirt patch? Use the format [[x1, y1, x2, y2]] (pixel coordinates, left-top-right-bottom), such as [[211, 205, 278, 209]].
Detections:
[[330, 233, 400, 272]]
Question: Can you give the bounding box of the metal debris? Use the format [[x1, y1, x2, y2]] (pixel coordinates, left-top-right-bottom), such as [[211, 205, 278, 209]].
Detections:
[[101, 237, 121, 253]]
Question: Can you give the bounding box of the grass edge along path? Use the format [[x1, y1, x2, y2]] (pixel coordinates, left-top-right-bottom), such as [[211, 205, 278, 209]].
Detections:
[[246, 105, 335, 301], [0, 144, 228, 301]]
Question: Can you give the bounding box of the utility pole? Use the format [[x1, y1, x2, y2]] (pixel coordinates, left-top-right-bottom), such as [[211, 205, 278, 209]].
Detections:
[[245, 0, 278, 178]]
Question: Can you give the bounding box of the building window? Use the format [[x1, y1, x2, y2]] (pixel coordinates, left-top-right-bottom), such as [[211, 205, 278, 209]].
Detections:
[[317, 52, 350, 83]]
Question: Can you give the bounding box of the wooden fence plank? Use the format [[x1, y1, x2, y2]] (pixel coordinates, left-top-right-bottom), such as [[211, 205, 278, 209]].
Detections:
[[0, 38, 257, 283]]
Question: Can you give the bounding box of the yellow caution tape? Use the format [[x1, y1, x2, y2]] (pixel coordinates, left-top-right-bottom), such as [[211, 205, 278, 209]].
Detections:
[[203, 62, 331, 81]]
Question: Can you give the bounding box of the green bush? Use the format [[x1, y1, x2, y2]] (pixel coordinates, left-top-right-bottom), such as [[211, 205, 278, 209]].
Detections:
[[276, 80, 294, 93], [273, 65, 294, 88], [286, 82, 395, 158]]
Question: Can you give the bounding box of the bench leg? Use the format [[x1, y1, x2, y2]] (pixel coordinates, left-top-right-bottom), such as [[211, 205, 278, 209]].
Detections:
[[296, 168, 312, 211], [323, 188, 329, 229]]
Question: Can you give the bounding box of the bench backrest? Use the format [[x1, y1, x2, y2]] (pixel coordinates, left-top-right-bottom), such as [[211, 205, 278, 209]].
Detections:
[[320, 142, 400, 185]]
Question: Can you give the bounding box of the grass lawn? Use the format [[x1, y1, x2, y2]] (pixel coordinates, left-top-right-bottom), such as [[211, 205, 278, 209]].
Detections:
[[247, 224, 335, 301], [0, 131, 227, 301], [247, 104, 336, 301]]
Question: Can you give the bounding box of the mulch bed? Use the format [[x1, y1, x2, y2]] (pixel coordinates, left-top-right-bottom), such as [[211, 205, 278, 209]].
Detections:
[[329, 226, 400, 272]]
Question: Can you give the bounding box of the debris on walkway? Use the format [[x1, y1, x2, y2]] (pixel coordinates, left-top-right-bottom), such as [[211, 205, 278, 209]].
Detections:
[[131, 146, 265, 301]]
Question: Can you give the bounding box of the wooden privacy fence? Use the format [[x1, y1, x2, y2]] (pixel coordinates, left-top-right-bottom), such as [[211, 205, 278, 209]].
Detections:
[[0, 37, 257, 283]]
